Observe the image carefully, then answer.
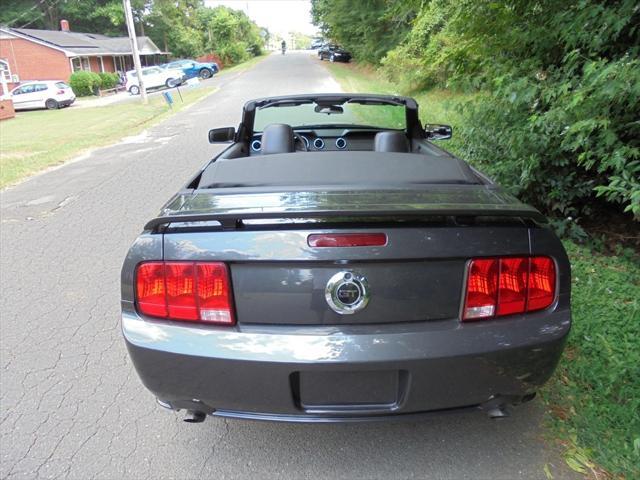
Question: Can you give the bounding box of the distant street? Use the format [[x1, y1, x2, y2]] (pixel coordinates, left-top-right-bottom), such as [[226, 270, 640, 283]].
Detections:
[[1, 51, 575, 480]]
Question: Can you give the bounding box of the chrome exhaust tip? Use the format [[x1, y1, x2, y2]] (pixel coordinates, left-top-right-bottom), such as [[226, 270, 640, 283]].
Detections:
[[183, 410, 207, 423]]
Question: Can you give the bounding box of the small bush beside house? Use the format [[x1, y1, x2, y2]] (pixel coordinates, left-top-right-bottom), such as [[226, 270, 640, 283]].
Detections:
[[98, 72, 119, 90], [69, 71, 102, 97]]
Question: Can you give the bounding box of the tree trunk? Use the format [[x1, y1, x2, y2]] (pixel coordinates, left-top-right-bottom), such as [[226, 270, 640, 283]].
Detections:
[[42, 0, 59, 30]]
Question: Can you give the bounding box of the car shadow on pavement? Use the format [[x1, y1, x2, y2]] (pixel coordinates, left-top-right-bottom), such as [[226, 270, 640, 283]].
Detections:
[[162, 400, 575, 480]]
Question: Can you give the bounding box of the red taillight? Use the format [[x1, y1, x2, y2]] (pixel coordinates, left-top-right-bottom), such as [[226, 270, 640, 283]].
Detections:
[[136, 262, 167, 318], [308, 233, 387, 247], [57, 89, 65, 95], [165, 262, 198, 320], [463, 259, 498, 320], [462, 256, 556, 321], [496, 257, 528, 316], [528, 257, 556, 311], [135, 261, 235, 325], [196, 263, 235, 324]]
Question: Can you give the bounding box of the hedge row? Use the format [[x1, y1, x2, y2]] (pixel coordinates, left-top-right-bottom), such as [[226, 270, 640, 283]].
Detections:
[[69, 71, 120, 97]]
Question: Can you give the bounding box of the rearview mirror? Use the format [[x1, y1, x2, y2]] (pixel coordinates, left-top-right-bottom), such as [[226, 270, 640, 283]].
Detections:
[[314, 104, 344, 115], [208, 127, 236, 143], [424, 124, 452, 140]]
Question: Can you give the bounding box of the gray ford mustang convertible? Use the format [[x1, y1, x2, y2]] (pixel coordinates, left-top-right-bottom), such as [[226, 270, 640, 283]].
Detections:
[[121, 94, 571, 423]]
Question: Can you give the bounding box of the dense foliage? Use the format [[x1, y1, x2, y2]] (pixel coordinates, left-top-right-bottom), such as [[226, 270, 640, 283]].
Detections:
[[1, 0, 264, 66], [69, 71, 102, 97], [0, 0, 134, 35], [313, 0, 640, 225], [144, 1, 263, 62], [311, 0, 421, 63], [98, 72, 120, 90]]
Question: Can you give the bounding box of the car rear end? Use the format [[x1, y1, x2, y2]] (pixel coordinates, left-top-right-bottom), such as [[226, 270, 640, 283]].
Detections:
[[124, 71, 137, 92], [52, 81, 75, 107], [166, 68, 187, 86], [333, 49, 352, 62], [121, 188, 570, 423]]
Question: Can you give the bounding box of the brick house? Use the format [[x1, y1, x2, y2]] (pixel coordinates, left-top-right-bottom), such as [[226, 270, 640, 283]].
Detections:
[[0, 20, 168, 95]]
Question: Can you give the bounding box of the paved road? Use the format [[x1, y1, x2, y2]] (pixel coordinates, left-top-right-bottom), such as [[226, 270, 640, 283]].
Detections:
[[1, 52, 574, 480]]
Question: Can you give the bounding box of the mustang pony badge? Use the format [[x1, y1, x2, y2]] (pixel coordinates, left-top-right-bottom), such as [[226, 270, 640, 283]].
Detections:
[[325, 271, 370, 315]]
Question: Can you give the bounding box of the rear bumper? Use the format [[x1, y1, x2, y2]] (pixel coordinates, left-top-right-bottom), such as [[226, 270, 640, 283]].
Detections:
[[122, 308, 570, 422]]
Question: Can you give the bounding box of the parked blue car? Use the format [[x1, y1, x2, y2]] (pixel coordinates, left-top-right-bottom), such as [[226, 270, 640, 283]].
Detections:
[[162, 59, 219, 80]]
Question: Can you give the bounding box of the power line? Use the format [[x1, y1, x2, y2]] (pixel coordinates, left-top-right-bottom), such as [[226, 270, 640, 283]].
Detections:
[[6, 0, 67, 30], [18, 0, 66, 29], [4, 0, 47, 28]]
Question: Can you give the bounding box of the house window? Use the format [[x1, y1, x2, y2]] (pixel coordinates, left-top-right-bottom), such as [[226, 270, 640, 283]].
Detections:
[[114, 55, 127, 73], [0, 60, 11, 97], [0, 60, 11, 81], [72, 56, 91, 72]]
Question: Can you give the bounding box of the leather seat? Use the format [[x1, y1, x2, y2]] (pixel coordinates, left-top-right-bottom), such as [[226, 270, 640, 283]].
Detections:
[[261, 123, 295, 154], [374, 131, 410, 153]]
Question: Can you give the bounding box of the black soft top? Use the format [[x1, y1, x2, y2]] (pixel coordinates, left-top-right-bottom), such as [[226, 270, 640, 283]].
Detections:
[[198, 152, 480, 189]]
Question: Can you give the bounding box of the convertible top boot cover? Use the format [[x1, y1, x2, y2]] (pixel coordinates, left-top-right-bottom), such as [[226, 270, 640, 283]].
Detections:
[[261, 123, 295, 154], [374, 131, 410, 153]]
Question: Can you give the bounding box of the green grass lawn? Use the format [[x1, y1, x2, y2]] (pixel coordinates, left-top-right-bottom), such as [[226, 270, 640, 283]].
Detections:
[[543, 243, 639, 478], [0, 54, 271, 188], [0, 85, 217, 188], [325, 60, 640, 479]]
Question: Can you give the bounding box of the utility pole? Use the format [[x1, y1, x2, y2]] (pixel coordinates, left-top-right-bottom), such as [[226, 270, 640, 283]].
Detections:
[[123, 0, 147, 104]]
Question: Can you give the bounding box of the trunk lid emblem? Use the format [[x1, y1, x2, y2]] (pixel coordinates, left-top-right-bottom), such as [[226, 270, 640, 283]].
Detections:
[[325, 271, 369, 315]]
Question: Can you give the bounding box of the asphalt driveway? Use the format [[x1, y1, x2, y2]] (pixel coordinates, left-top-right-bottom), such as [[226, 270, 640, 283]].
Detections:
[[0, 52, 577, 480]]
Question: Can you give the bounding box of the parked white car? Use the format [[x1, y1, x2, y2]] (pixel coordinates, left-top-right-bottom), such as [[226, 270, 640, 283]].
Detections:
[[125, 66, 185, 95], [10, 80, 76, 110]]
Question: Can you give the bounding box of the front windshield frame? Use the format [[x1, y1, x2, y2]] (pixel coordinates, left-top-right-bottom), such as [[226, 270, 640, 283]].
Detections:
[[252, 100, 408, 133]]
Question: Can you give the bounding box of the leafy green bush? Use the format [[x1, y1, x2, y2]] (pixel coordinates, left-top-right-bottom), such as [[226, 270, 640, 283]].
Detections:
[[453, 57, 640, 225], [69, 71, 102, 97], [451, 26, 639, 222], [98, 72, 119, 90], [217, 43, 250, 65]]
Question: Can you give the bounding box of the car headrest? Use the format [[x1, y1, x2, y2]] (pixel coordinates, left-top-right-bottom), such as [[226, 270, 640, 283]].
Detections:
[[374, 131, 410, 153], [261, 123, 295, 155]]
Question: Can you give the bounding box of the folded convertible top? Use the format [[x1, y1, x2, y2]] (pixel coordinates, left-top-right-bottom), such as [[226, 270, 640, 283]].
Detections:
[[144, 186, 546, 232], [198, 152, 480, 189]]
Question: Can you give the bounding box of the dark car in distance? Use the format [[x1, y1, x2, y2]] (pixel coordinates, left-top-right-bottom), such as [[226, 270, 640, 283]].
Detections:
[[318, 44, 352, 62], [121, 93, 571, 423]]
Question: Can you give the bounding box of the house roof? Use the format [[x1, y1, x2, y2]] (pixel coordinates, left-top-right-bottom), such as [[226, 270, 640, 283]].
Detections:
[[6, 27, 167, 56]]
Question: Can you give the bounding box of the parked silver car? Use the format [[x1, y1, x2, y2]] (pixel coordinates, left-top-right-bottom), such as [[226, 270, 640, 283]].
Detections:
[[10, 80, 75, 110], [125, 66, 185, 95]]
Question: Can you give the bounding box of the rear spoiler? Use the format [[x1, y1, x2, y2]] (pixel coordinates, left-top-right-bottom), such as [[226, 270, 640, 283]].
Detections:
[[144, 207, 547, 233]]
